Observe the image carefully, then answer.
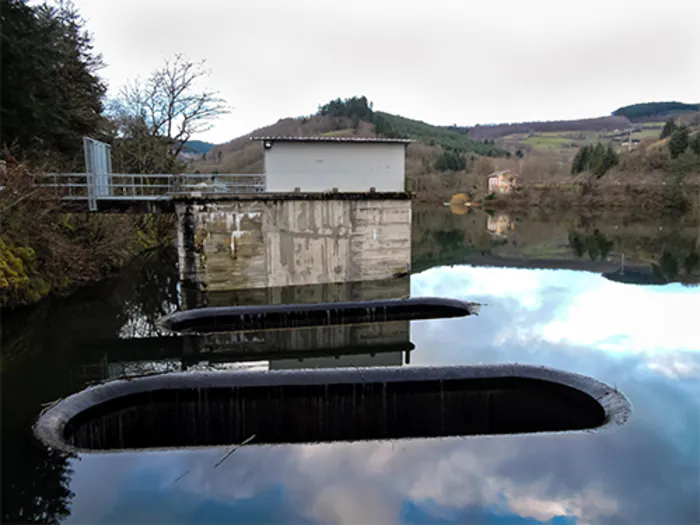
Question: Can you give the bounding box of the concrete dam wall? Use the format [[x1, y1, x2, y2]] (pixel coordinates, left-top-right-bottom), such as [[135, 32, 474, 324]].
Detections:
[[176, 197, 412, 293]]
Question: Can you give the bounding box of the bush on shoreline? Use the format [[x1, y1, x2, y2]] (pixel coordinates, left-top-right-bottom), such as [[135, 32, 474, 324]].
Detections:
[[0, 160, 174, 309]]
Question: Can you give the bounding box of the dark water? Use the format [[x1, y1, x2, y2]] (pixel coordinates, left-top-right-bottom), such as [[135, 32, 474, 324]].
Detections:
[[2, 206, 699, 524]]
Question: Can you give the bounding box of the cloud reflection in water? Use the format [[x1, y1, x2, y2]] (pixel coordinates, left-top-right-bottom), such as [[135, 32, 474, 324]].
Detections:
[[65, 265, 699, 524]]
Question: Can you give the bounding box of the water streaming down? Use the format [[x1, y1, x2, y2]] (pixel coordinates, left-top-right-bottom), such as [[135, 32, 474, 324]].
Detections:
[[35, 365, 629, 452], [158, 297, 480, 334]]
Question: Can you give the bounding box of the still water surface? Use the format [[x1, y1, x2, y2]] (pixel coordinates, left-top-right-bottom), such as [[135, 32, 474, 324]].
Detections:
[[2, 206, 699, 524]]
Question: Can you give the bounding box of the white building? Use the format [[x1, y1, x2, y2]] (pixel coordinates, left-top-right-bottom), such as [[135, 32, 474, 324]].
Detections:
[[252, 136, 411, 193]]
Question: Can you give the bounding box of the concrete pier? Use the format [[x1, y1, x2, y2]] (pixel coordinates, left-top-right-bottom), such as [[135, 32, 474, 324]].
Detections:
[[175, 194, 412, 295]]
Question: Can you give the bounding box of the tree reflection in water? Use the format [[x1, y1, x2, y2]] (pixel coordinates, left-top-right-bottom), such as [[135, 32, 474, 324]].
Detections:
[[1, 250, 179, 524], [568, 220, 700, 286]]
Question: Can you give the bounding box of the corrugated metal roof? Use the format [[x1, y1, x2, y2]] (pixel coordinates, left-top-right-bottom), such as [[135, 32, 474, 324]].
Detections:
[[250, 136, 413, 144]]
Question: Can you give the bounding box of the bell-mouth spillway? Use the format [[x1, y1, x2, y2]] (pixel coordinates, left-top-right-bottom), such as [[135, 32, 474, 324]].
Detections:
[[158, 297, 481, 334], [34, 364, 631, 453]]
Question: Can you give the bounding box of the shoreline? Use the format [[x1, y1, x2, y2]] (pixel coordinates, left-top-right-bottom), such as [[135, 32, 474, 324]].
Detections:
[[416, 180, 700, 214]]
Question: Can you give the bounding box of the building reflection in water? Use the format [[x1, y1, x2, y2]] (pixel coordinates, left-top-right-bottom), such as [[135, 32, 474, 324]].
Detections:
[[74, 321, 413, 382], [486, 212, 514, 238]]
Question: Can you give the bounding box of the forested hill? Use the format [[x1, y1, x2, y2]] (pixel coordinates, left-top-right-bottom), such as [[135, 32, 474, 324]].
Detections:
[[458, 116, 632, 141], [612, 102, 700, 121], [191, 96, 507, 174], [191, 96, 700, 175], [446, 101, 699, 140], [182, 140, 214, 155]]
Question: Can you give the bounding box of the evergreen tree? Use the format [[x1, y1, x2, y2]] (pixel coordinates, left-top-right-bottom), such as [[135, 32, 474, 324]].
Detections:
[[1, 0, 106, 162], [435, 150, 466, 172], [571, 145, 591, 174], [604, 143, 619, 172], [689, 133, 700, 156], [588, 143, 606, 177], [373, 114, 400, 138], [572, 142, 617, 177], [668, 125, 690, 158], [660, 118, 676, 139], [592, 143, 617, 177], [568, 231, 586, 258], [318, 96, 373, 121]]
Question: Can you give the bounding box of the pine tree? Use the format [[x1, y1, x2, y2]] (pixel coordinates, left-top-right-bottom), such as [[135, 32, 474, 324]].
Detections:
[[668, 126, 690, 158], [434, 150, 465, 172], [660, 118, 676, 139], [1, 0, 106, 161], [571, 146, 584, 174], [690, 133, 700, 156], [571, 145, 592, 174], [589, 143, 607, 177], [604, 143, 619, 173]]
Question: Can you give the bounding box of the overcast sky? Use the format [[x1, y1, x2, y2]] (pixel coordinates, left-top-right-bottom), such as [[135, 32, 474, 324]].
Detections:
[[70, 0, 700, 144]]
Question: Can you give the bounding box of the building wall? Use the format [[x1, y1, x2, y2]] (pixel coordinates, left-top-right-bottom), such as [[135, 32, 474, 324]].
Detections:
[[263, 142, 406, 192], [488, 174, 516, 194]]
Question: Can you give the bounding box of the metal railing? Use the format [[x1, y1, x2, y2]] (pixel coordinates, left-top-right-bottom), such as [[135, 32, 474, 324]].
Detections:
[[44, 173, 266, 209]]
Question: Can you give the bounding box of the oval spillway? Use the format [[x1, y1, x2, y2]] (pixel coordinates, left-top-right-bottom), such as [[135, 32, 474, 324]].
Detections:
[[34, 364, 631, 453], [158, 297, 481, 334]]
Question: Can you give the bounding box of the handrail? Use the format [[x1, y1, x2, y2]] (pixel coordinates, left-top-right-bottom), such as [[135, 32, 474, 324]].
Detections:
[[41, 172, 266, 206], [42, 173, 265, 179]]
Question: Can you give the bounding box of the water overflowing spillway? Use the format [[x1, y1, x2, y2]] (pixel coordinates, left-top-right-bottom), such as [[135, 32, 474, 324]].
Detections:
[[158, 297, 481, 334], [34, 365, 630, 452]]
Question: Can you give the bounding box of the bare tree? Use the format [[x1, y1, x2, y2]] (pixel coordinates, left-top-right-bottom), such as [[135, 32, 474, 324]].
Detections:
[[114, 55, 229, 157]]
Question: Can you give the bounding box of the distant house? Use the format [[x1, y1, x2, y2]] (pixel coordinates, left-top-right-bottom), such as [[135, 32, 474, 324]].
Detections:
[[251, 136, 412, 193], [487, 170, 518, 194]]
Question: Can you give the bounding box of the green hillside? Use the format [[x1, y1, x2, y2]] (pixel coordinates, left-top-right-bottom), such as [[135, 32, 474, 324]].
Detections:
[[374, 112, 505, 156], [183, 140, 214, 154], [191, 96, 509, 174]]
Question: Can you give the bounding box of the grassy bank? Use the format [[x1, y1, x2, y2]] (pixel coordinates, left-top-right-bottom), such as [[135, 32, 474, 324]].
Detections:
[[0, 161, 175, 309]]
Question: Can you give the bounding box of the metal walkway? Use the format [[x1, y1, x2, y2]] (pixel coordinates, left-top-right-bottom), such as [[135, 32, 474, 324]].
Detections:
[[38, 137, 264, 211], [44, 172, 266, 211]]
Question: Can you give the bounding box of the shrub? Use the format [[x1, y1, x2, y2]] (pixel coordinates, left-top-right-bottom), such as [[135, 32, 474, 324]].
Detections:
[[0, 159, 175, 308], [670, 150, 700, 174], [0, 239, 50, 307]]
